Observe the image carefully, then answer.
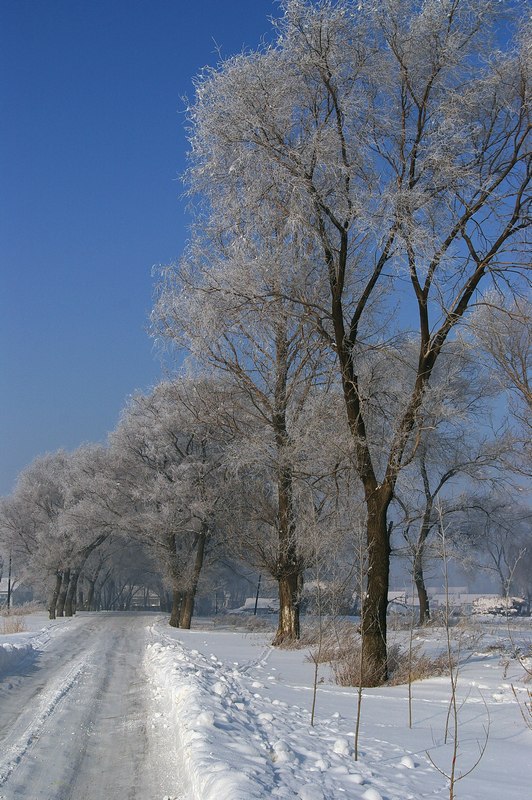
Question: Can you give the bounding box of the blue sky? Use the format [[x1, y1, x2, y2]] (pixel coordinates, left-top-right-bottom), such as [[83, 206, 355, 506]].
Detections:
[[0, 0, 280, 494]]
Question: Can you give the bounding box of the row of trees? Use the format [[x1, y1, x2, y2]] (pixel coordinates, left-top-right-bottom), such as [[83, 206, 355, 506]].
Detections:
[[1, 327, 529, 656], [152, 0, 530, 684], [1, 0, 529, 687]]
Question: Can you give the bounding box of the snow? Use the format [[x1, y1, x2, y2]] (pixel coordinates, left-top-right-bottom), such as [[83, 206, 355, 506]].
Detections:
[[145, 617, 532, 800], [0, 612, 84, 675], [1, 612, 531, 799], [0, 640, 33, 674]]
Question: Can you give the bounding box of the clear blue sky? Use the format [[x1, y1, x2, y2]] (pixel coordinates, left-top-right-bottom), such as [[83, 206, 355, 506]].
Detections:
[[0, 0, 280, 495]]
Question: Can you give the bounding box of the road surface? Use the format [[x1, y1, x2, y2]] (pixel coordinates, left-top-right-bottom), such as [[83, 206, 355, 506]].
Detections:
[[0, 613, 184, 800]]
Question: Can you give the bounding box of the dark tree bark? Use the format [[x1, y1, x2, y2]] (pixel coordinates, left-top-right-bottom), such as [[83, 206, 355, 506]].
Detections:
[[413, 507, 433, 625], [359, 489, 393, 686], [272, 320, 302, 645], [85, 578, 96, 611], [56, 568, 70, 617], [179, 523, 208, 629], [169, 588, 183, 628], [275, 571, 301, 645], [414, 558, 430, 626], [164, 531, 185, 628], [272, 462, 301, 645], [64, 568, 80, 617], [48, 571, 62, 620]]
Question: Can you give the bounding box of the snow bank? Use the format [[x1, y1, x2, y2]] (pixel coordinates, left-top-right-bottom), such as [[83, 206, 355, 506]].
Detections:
[[146, 640, 274, 799], [0, 640, 34, 674], [0, 613, 85, 677], [145, 632, 409, 800], [0, 620, 44, 675]]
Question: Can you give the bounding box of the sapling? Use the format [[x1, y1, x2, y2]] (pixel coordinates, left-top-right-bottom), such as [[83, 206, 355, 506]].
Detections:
[[309, 576, 323, 728], [427, 510, 490, 800], [307, 495, 359, 727], [353, 521, 369, 761], [499, 548, 532, 731], [407, 576, 416, 729]]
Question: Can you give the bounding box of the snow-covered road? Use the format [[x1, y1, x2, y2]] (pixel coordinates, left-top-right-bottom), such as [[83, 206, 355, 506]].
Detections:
[[0, 613, 183, 800], [1, 613, 531, 799]]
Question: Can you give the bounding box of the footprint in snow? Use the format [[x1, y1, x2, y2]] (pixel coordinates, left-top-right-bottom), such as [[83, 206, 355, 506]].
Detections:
[[362, 789, 383, 800], [298, 785, 325, 800], [332, 738, 350, 756]]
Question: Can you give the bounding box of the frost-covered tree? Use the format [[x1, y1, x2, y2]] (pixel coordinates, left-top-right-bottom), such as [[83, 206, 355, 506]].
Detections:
[[457, 496, 532, 598], [0, 447, 123, 618], [153, 208, 332, 642], [163, 0, 530, 683], [110, 378, 228, 628], [392, 345, 512, 624], [0, 451, 76, 615], [53, 444, 129, 616], [469, 295, 531, 472]]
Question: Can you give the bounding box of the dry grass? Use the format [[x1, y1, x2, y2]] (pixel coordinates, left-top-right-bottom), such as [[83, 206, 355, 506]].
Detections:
[[1, 615, 27, 634], [331, 644, 364, 687], [388, 612, 417, 631], [294, 619, 359, 662], [211, 612, 275, 632], [1, 602, 43, 617], [331, 641, 453, 687], [388, 644, 453, 685]]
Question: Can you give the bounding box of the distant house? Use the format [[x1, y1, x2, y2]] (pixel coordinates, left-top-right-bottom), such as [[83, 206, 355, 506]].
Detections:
[[0, 576, 14, 607], [388, 587, 528, 616], [235, 597, 280, 615], [388, 591, 407, 607], [472, 596, 526, 616], [0, 576, 32, 608]]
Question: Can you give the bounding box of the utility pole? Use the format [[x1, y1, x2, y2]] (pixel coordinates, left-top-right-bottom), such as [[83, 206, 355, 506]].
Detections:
[[253, 574, 262, 615], [7, 552, 13, 612]]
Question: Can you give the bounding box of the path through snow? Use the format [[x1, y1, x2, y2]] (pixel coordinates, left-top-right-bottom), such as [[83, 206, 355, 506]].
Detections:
[[0, 613, 184, 800], [1, 612, 531, 799]]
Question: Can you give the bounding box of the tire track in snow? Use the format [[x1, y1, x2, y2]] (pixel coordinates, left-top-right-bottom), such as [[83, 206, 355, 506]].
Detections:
[[0, 614, 186, 800], [0, 651, 88, 788]]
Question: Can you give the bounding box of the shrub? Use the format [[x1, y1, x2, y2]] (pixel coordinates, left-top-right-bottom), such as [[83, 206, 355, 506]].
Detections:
[[331, 641, 452, 687], [297, 619, 359, 659], [472, 596, 525, 616], [211, 612, 275, 632], [387, 644, 453, 685], [1, 616, 27, 634], [1, 601, 43, 617]]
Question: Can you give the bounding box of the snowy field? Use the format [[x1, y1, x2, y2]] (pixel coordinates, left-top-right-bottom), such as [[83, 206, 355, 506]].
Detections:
[[1, 611, 531, 799]]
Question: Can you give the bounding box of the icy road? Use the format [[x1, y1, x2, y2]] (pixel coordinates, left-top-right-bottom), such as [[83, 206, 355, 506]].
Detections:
[[0, 613, 183, 800]]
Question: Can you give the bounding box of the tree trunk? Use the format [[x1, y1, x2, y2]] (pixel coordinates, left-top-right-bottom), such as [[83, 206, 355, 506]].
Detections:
[[414, 459, 434, 625], [273, 459, 301, 648], [179, 524, 208, 630], [169, 587, 183, 628], [274, 571, 301, 645], [271, 317, 302, 645], [48, 572, 62, 620], [165, 531, 184, 628], [85, 578, 95, 611], [413, 550, 430, 626], [105, 578, 115, 610], [178, 592, 193, 628], [56, 568, 70, 617], [331, 271, 394, 684], [360, 491, 392, 686], [64, 569, 80, 617]]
